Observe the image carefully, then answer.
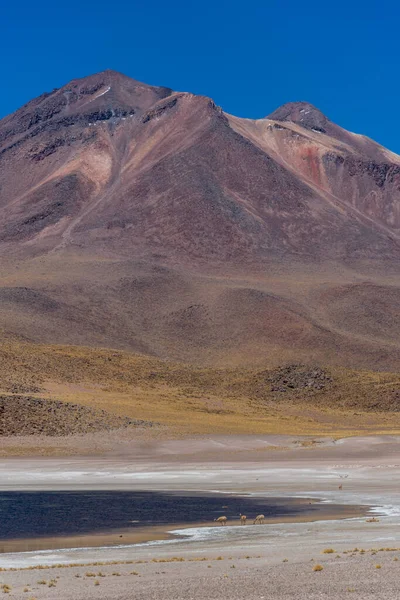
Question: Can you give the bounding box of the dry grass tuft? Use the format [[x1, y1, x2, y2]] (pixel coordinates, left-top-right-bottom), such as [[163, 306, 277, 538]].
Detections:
[[188, 557, 208, 562], [313, 564, 324, 572], [152, 557, 185, 563]]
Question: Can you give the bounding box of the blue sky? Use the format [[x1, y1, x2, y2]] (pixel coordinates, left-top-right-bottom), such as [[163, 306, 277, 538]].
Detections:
[[2, 0, 399, 152]]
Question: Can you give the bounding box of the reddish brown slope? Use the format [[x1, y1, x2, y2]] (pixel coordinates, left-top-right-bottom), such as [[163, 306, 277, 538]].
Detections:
[[0, 72, 400, 369], [1, 72, 400, 261], [230, 102, 400, 239]]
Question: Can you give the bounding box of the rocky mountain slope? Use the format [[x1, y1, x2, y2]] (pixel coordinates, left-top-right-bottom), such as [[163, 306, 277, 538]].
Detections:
[[0, 70, 399, 369]]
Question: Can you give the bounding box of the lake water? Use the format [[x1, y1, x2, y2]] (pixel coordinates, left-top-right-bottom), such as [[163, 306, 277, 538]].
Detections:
[[0, 490, 325, 539]]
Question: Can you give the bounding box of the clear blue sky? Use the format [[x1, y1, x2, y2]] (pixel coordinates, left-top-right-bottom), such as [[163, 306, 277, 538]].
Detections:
[[2, 0, 399, 152]]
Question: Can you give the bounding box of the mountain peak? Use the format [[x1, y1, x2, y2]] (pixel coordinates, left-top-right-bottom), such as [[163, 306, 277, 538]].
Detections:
[[67, 69, 165, 90], [0, 71, 174, 147], [267, 101, 330, 134]]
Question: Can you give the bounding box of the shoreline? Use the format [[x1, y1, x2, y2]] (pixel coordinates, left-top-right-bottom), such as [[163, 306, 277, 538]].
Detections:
[[0, 435, 399, 597], [0, 500, 366, 554], [0, 498, 366, 554]]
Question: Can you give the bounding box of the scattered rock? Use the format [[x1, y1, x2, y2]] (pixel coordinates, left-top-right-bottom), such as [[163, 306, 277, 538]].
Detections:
[[268, 364, 333, 393], [0, 395, 155, 436]]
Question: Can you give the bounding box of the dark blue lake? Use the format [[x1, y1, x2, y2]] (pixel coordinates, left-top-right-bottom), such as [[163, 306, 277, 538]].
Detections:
[[0, 491, 319, 539]]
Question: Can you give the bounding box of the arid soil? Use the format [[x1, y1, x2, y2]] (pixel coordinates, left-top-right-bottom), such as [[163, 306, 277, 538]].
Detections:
[[4, 544, 400, 599]]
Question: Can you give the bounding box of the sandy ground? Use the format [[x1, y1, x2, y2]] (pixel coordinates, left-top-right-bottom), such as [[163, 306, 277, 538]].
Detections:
[[1, 435, 400, 598]]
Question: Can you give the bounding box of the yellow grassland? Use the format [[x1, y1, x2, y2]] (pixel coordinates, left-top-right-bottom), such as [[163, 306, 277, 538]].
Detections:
[[0, 340, 400, 456]]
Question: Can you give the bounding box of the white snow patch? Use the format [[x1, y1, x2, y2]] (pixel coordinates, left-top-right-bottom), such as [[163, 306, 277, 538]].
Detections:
[[96, 85, 111, 98]]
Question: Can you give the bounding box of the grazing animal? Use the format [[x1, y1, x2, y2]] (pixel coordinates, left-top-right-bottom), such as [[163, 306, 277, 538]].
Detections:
[[214, 516, 228, 526], [240, 513, 247, 525], [338, 484, 343, 490], [253, 514, 265, 524]]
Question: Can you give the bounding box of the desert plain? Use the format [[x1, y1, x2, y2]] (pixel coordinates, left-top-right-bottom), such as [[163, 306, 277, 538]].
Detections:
[[1, 434, 400, 599]]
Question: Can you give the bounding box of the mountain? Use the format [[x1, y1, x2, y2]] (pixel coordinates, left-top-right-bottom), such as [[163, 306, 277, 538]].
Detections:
[[0, 70, 400, 370]]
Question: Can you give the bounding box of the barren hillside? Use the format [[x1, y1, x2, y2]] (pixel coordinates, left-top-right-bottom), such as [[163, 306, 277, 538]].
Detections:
[[0, 70, 399, 371]]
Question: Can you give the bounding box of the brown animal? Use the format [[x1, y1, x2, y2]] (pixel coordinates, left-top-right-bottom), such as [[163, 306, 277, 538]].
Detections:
[[338, 484, 343, 490], [240, 513, 247, 525], [253, 514, 265, 524], [214, 516, 227, 526]]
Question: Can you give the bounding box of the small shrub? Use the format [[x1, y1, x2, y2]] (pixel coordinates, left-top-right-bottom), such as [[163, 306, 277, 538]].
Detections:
[[94, 580, 100, 586], [376, 564, 381, 569], [37, 580, 47, 585], [323, 548, 335, 554], [313, 564, 324, 572], [85, 572, 96, 577]]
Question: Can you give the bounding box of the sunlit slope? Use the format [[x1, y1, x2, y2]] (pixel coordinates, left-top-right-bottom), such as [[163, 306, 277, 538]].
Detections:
[[1, 341, 400, 446]]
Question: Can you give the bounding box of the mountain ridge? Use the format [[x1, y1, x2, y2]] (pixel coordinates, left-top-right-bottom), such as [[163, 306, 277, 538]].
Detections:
[[0, 70, 399, 370]]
